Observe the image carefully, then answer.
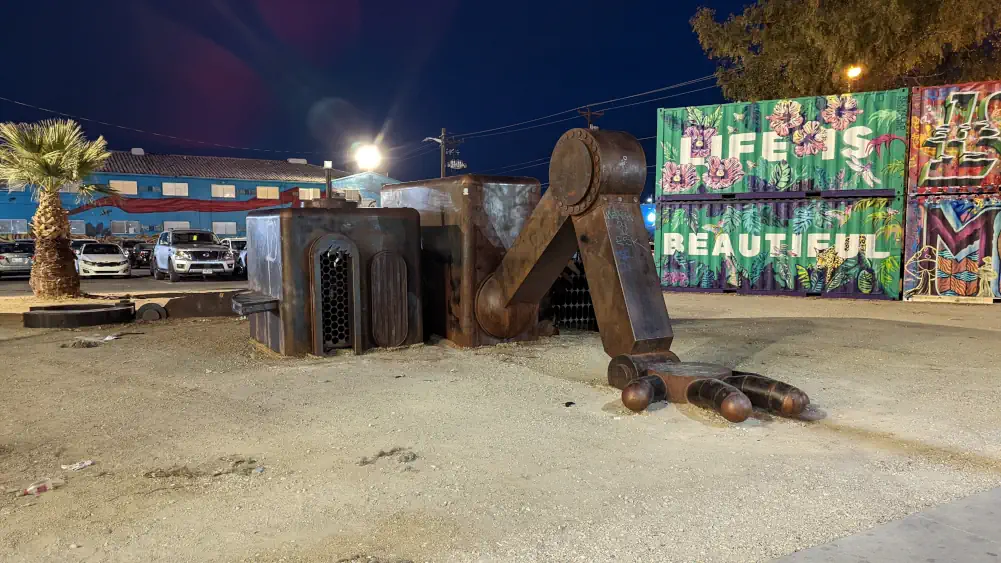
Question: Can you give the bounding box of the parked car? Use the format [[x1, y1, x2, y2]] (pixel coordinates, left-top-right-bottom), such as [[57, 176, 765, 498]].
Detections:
[[0, 242, 34, 278], [76, 243, 131, 278], [151, 229, 235, 282], [70, 238, 99, 256], [221, 237, 248, 277], [130, 243, 154, 270], [120, 239, 143, 260]]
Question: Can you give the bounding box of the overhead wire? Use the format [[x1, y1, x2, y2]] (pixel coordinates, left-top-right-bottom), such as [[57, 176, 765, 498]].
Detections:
[[452, 74, 715, 138]]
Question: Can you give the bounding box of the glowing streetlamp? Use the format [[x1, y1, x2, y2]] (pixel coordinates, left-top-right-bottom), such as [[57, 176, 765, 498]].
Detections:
[[354, 144, 382, 171], [845, 65, 863, 92]]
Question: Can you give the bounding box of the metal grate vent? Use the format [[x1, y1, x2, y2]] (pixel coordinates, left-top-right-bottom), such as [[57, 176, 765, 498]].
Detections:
[[319, 249, 353, 352], [548, 253, 598, 331]]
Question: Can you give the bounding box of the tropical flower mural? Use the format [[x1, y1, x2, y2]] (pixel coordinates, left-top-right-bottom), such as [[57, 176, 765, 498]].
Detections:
[[765, 100, 805, 137], [683, 126, 716, 158], [792, 121, 827, 157], [702, 156, 745, 190], [821, 95, 864, 130], [660, 162, 699, 193], [657, 198, 903, 299], [655, 89, 909, 197]]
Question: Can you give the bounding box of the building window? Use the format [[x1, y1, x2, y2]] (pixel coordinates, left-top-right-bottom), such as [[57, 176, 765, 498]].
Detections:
[[111, 220, 142, 235], [257, 186, 280, 200], [0, 219, 28, 234], [2, 182, 26, 192], [212, 222, 238, 235], [212, 184, 236, 198], [162, 182, 189, 197], [59, 183, 80, 193], [109, 180, 138, 195], [163, 221, 190, 231], [69, 220, 86, 235], [299, 188, 321, 200]]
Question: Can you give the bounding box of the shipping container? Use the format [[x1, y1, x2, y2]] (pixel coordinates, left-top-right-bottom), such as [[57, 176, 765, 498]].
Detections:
[[902, 193, 1001, 302], [656, 89, 909, 198], [907, 80, 1001, 196], [656, 197, 903, 299]]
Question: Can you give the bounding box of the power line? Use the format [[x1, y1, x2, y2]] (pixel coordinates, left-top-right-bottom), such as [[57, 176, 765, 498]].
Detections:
[[453, 75, 715, 138], [477, 156, 551, 174], [457, 83, 717, 142], [0, 94, 324, 155]]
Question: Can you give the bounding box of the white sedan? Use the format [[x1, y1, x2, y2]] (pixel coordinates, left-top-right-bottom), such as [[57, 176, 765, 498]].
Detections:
[[76, 243, 131, 278]]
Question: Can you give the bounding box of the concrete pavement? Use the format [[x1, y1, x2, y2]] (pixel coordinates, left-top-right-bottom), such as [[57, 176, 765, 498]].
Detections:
[[776, 487, 1001, 562], [0, 270, 246, 297]]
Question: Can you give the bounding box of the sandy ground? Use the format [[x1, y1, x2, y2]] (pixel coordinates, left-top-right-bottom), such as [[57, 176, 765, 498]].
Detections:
[[1, 293, 1000, 562]]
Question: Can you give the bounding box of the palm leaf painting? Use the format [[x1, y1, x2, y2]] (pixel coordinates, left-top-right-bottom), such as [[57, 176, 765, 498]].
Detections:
[[877, 255, 900, 295], [720, 206, 741, 233], [740, 205, 762, 234], [868, 109, 899, 131], [883, 159, 905, 177], [770, 161, 792, 190]]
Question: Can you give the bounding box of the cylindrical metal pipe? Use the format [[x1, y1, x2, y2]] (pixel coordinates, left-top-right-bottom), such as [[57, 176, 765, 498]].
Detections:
[[686, 379, 752, 423], [723, 372, 810, 417]]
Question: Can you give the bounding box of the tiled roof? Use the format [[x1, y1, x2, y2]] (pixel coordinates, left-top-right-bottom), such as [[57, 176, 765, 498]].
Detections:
[[97, 151, 346, 183]]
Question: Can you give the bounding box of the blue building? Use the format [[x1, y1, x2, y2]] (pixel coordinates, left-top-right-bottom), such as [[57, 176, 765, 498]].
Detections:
[[330, 171, 401, 207], [1, 149, 346, 241]]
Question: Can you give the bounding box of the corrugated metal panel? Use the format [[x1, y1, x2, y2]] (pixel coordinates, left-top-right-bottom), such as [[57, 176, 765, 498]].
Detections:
[[656, 89, 909, 198], [907, 81, 1001, 196], [903, 193, 1001, 302], [657, 197, 903, 299]]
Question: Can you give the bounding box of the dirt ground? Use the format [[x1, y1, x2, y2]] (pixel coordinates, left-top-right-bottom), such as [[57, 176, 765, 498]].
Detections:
[[2, 293, 1000, 562]]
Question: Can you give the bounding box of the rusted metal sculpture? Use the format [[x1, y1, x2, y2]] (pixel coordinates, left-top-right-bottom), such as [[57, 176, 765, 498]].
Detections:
[[232, 197, 423, 356], [380, 175, 545, 347], [469, 129, 810, 422]]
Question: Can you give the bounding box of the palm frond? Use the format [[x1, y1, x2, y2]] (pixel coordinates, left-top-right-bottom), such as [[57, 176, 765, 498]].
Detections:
[[0, 119, 110, 193]]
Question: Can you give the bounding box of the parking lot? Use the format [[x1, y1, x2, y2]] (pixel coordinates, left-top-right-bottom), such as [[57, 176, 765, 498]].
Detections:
[[0, 270, 246, 297]]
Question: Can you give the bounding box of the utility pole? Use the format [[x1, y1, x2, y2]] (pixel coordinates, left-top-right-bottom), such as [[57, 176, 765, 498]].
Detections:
[[425, 129, 466, 178], [578, 106, 604, 130], [440, 128, 447, 178]]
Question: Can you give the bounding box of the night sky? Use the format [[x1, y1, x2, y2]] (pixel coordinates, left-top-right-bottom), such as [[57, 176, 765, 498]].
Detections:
[[0, 0, 743, 200]]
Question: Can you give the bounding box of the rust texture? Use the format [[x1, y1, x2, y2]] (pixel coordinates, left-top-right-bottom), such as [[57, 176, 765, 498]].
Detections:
[[380, 175, 543, 347], [239, 207, 423, 356], [371, 251, 410, 348], [466, 127, 812, 422]]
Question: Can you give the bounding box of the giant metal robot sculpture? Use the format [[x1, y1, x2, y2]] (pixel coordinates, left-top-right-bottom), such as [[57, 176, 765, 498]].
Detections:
[[475, 128, 810, 422]]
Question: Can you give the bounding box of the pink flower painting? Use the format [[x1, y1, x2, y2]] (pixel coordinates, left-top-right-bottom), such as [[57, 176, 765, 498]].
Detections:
[[765, 101, 805, 137], [792, 121, 828, 157], [821, 95, 863, 130], [702, 157, 745, 190], [660, 162, 700, 193]]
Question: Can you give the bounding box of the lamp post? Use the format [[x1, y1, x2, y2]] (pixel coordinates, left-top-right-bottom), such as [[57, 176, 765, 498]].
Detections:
[[846, 65, 863, 93], [323, 160, 333, 199]]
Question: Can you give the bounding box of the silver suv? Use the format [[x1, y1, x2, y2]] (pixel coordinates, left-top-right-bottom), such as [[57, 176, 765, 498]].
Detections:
[[151, 229, 235, 282]]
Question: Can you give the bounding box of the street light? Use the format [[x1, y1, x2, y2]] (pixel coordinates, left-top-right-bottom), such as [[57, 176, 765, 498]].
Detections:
[[845, 65, 863, 92], [354, 144, 382, 171]]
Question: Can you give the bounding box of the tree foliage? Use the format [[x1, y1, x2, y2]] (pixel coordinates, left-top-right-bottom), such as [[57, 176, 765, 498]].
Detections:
[[0, 119, 110, 193], [691, 0, 1001, 101]]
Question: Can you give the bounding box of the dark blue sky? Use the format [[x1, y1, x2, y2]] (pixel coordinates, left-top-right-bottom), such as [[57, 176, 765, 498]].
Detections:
[[0, 0, 743, 199]]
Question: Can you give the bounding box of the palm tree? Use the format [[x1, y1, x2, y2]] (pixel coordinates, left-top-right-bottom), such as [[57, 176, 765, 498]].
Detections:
[[0, 119, 111, 298]]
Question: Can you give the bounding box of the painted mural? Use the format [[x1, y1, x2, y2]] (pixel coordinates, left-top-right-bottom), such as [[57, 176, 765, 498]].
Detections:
[[658, 197, 903, 299], [656, 89, 909, 197], [902, 81, 1001, 302], [903, 194, 1001, 301], [907, 80, 1001, 194]]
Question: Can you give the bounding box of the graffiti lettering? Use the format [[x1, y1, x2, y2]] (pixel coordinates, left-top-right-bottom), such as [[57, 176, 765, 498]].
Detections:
[[921, 91, 1001, 186]]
